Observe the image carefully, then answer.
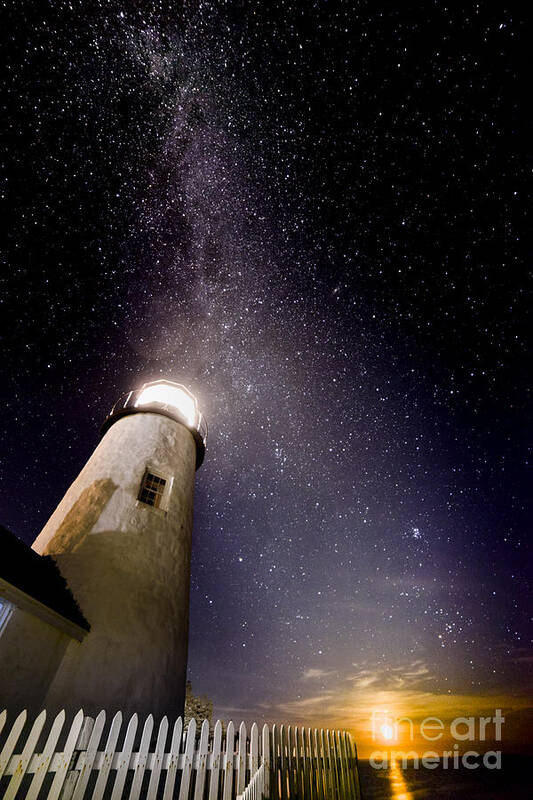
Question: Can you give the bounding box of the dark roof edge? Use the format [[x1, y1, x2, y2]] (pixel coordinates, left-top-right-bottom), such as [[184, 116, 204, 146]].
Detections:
[[0, 525, 90, 632]]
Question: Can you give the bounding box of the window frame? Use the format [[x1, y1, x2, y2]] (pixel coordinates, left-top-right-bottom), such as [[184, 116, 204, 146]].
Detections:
[[137, 467, 173, 513]]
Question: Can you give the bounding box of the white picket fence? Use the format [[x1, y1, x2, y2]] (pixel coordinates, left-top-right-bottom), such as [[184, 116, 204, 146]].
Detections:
[[0, 708, 361, 800]]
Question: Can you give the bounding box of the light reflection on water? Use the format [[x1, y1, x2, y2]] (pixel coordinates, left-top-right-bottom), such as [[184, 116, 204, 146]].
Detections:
[[389, 759, 413, 800]]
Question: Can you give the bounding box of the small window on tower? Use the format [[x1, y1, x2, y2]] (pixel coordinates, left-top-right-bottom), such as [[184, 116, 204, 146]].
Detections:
[[138, 471, 167, 509]]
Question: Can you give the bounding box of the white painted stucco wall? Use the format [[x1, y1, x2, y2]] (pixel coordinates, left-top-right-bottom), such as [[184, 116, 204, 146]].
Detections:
[[0, 607, 71, 717]]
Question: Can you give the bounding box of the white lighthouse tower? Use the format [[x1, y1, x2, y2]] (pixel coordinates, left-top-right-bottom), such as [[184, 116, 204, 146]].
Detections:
[[30, 379, 207, 720]]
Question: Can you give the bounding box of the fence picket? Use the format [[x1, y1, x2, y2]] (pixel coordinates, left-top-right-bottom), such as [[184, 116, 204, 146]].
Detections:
[[208, 718, 222, 800], [305, 728, 314, 800], [57, 716, 94, 800], [91, 711, 123, 800], [313, 728, 324, 800], [236, 721, 247, 796], [308, 728, 318, 800], [285, 726, 292, 800], [146, 716, 168, 800], [128, 714, 153, 800], [193, 718, 209, 800], [261, 724, 270, 800], [339, 731, 353, 800], [278, 725, 288, 800], [0, 709, 27, 780], [292, 727, 301, 800], [347, 734, 362, 800], [320, 730, 332, 800], [303, 728, 308, 800], [162, 716, 182, 800], [286, 727, 295, 800], [338, 729, 347, 798], [26, 710, 67, 800], [349, 731, 360, 800], [305, 727, 312, 799], [323, 729, 330, 797], [4, 709, 47, 799], [301, 728, 307, 800], [250, 722, 259, 777], [178, 717, 196, 800], [295, 725, 303, 800], [333, 730, 346, 800], [331, 730, 341, 798], [271, 725, 279, 800], [69, 710, 106, 800], [328, 730, 340, 797], [110, 713, 138, 800], [222, 720, 234, 800], [47, 709, 85, 800]]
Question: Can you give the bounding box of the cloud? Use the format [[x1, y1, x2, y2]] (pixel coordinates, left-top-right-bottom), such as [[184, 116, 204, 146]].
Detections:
[[349, 674, 378, 690], [347, 659, 432, 691], [302, 668, 336, 681], [275, 691, 337, 712]]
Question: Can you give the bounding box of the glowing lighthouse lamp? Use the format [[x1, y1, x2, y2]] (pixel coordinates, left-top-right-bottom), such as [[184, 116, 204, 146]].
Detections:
[[136, 381, 197, 425], [101, 378, 208, 467]]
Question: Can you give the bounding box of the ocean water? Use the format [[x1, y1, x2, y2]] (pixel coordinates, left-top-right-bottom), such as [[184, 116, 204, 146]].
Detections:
[[357, 755, 531, 799]]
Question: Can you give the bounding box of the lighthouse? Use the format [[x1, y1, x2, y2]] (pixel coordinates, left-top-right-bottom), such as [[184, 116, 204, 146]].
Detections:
[[28, 379, 207, 719]]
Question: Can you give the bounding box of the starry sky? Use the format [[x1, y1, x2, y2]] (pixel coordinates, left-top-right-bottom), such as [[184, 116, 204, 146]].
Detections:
[[1, 1, 531, 754]]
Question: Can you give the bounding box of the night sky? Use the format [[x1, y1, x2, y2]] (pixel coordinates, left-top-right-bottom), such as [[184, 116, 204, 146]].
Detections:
[[1, 1, 530, 752]]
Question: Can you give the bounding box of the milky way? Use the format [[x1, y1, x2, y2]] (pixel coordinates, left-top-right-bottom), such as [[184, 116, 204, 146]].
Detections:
[[1, 1, 530, 735]]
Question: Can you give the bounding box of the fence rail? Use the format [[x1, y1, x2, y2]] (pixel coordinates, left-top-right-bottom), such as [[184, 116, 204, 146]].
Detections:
[[0, 708, 361, 800]]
